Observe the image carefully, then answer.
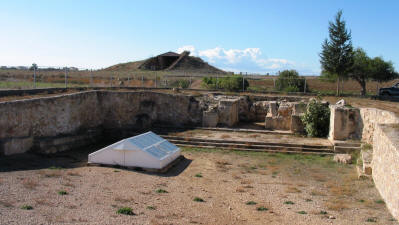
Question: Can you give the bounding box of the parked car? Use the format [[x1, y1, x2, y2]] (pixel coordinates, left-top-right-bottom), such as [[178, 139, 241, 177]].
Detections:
[[379, 82, 399, 96]]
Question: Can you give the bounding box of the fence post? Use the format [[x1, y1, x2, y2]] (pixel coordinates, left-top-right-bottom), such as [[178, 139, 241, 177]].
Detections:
[[127, 75, 130, 87], [64, 67, 68, 88], [141, 74, 144, 87], [155, 72, 157, 88], [304, 78, 307, 93], [273, 78, 276, 89], [33, 66, 36, 89], [110, 76, 112, 87], [90, 69, 93, 87]]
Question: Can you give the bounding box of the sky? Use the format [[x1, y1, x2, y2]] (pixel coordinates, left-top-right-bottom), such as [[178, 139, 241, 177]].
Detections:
[[0, 0, 398, 75]]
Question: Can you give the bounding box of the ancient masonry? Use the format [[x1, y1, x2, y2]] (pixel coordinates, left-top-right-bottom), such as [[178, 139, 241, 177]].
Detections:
[[0, 90, 398, 220]]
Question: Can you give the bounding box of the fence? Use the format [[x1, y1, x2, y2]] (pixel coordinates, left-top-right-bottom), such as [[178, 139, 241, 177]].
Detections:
[[0, 66, 397, 96]]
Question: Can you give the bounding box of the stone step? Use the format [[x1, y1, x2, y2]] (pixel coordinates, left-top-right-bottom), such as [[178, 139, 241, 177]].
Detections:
[[168, 139, 333, 153], [334, 142, 362, 147], [334, 146, 361, 153], [153, 126, 293, 135], [175, 144, 334, 155], [162, 135, 333, 150]]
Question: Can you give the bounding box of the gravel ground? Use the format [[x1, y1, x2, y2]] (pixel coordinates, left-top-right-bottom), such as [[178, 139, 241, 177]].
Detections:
[[0, 148, 397, 225]]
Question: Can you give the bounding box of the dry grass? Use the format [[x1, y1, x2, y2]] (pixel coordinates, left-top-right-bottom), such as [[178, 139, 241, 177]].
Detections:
[[114, 196, 132, 203], [325, 198, 349, 211], [311, 174, 327, 182], [310, 189, 327, 196], [240, 179, 252, 185], [22, 178, 38, 189], [285, 186, 302, 193], [66, 171, 82, 177], [236, 187, 246, 193]]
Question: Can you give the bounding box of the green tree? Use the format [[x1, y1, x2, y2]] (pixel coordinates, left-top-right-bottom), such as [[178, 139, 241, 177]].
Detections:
[[201, 75, 249, 92], [349, 48, 398, 96], [275, 70, 306, 92], [320, 10, 354, 96]]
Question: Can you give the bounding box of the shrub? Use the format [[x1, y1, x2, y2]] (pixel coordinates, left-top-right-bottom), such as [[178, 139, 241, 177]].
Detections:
[[171, 79, 190, 89], [275, 70, 306, 92], [297, 211, 307, 214], [246, 201, 257, 205], [21, 205, 33, 210], [193, 197, 204, 202], [256, 206, 268, 211], [194, 173, 203, 178], [301, 100, 330, 137], [201, 75, 249, 92], [155, 189, 168, 193], [284, 201, 295, 205], [117, 207, 135, 215], [58, 190, 68, 195]]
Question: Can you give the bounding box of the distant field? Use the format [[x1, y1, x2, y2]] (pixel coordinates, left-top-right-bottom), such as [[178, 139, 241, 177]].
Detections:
[[0, 69, 397, 95]]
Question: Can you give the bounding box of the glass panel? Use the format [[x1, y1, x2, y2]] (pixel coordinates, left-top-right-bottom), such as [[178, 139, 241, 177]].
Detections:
[[145, 146, 167, 159], [158, 141, 178, 152]]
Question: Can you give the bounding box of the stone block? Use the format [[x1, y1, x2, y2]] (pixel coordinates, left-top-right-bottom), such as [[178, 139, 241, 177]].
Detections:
[[291, 115, 304, 133], [217, 98, 239, 127], [203, 111, 218, 127], [2, 137, 33, 155], [333, 154, 352, 164], [267, 101, 277, 117]]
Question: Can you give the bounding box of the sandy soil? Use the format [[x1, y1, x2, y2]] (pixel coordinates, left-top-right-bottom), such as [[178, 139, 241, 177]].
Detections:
[[0, 147, 396, 225]]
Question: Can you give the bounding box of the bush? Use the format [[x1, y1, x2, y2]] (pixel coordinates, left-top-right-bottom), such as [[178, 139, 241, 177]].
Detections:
[[201, 75, 249, 92], [171, 79, 190, 89], [275, 70, 306, 92], [301, 100, 330, 137], [117, 207, 135, 215]]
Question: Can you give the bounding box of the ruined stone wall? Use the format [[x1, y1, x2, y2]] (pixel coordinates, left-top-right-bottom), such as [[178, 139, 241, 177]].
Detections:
[[372, 124, 399, 221], [0, 91, 202, 155], [358, 108, 399, 144]]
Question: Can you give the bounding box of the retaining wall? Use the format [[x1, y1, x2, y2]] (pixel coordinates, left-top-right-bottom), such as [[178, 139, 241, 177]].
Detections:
[[0, 91, 202, 155], [372, 124, 399, 221]]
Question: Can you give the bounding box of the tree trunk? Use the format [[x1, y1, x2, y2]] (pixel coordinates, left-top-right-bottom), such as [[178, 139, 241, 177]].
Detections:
[[360, 81, 366, 96], [336, 77, 340, 96]]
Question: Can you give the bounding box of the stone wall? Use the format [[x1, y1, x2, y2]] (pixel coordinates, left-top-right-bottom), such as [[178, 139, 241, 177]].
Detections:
[[0, 91, 202, 155], [372, 124, 399, 221], [358, 108, 399, 144]]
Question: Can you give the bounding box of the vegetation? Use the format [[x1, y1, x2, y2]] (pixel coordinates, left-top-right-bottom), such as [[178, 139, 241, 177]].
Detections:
[[284, 201, 295, 205], [301, 99, 330, 137], [320, 10, 354, 96], [275, 70, 306, 92], [58, 190, 68, 195], [202, 75, 249, 91], [20, 205, 33, 210], [194, 173, 203, 178], [116, 207, 135, 215], [297, 211, 307, 214], [170, 79, 190, 89], [193, 197, 205, 202], [246, 201, 257, 205], [349, 48, 398, 96], [256, 206, 268, 211], [146, 205, 156, 210], [155, 189, 168, 193]]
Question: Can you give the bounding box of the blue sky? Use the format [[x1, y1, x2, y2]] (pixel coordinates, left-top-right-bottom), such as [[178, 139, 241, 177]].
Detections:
[[0, 0, 398, 74]]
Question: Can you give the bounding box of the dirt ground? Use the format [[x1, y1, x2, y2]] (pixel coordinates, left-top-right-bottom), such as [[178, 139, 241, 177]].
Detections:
[[0, 147, 396, 225]]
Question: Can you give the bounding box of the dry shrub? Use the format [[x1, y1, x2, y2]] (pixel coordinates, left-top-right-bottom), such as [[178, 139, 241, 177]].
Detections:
[[22, 178, 38, 189], [285, 186, 302, 193], [66, 171, 82, 177], [114, 196, 132, 203], [39, 170, 62, 178], [216, 160, 231, 168], [220, 134, 231, 139], [311, 174, 327, 182], [62, 182, 75, 188], [236, 187, 246, 193], [240, 179, 252, 185], [0, 200, 13, 208], [325, 198, 348, 211]]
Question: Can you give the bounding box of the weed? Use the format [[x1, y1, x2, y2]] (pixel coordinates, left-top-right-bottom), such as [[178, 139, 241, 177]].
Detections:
[[297, 211, 307, 214], [194, 173, 203, 178], [359, 199, 365, 203], [117, 207, 135, 215], [146, 206, 156, 210], [114, 170, 120, 173], [374, 199, 385, 204], [193, 197, 204, 202], [21, 205, 33, 210], [284, 201, 295, 205], [155, 189, 168, 193], [320, 210, 328, 215], [114, 196, 131, 203], [58, 190, 68, 195], [236, 187, 246, 193], [221, 134, 231, 139], [325, 199, 348, 211], [246, 201, 257, 205], [256, 206, 268, 211], [39, 170, 62, 178], [305, 198, 313, 202], [366, 217, 377, 222]]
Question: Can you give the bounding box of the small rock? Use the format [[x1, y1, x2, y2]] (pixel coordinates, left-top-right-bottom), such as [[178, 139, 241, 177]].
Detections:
[[328, 215, 336, 219], [336, 99, 346, 107], [333, 154, 352, 164]]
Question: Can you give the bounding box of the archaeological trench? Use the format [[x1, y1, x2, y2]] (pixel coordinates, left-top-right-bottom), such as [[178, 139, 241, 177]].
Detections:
[[0, 90, 398, 220]]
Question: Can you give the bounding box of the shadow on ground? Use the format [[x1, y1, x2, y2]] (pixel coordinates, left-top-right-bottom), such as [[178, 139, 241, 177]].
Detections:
[[0, 142, 192, 177]]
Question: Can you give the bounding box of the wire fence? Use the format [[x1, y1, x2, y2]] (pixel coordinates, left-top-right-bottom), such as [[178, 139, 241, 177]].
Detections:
[[0, 65, 397, 96]]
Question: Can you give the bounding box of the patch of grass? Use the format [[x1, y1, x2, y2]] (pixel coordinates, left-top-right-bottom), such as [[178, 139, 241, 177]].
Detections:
[[256, 206, 268, 211], [39, 170, 62, 178], [246, 201, 257, 205], [21, 205, 33, 210], [58, 190, 68, 195], [113, 170, 120, 173], [284, 201, 295, 205], [155, 189, 168, 193], [193, 197, 204, 202], [320, 210, 328, 215], [366, 217, 377, 222], [146, 206, 156, 210], [358, 199, 365, 203], [297, 211, 307, 214], [117, 207, 135, 215], [194, 173, 202, 178], [114, 196, 131, 203], [374, 199, 385, 204]]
